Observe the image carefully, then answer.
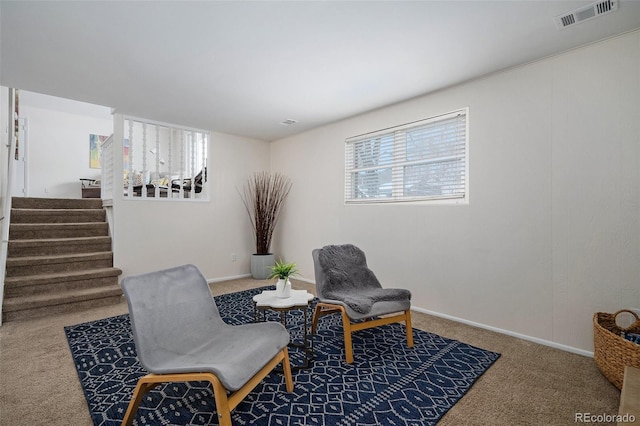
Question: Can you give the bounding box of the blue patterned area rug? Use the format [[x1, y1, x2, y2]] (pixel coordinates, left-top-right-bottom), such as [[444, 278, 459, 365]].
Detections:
[[65, 287, 500, 426]]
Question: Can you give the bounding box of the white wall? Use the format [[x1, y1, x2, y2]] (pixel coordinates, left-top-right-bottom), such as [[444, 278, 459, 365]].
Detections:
[[270, 30, 640, 353], [19, 95, 112, 198], [112, 129, 271, 281]]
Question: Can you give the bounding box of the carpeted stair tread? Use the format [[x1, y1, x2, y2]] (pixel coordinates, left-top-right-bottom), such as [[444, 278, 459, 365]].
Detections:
[[12, 208, 103, 213], [5, 252, 114, 277], [11, 197, 103, 210], [10, 235, 112, 246], [11, 222, 107, 228], [2, 293, 124, 322], [9, 235, 111, 245], [8, 236, 112, 257], [2, 285, 123, 313], [10, 222, 108, 229], [6, 251, 113, 267], [9, 222, 109, 239], [4, 267, 123, 287], [10, 208, 106, 223]]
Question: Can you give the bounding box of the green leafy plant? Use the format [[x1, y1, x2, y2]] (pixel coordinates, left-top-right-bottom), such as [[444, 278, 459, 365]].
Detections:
[[268, 260, 299, 280]]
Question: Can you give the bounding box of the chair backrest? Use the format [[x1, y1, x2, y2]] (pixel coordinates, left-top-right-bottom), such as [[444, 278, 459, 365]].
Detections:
[[313, 244, 382, 299], [312, 248, 328, 299], [122, 264, 224, 372]]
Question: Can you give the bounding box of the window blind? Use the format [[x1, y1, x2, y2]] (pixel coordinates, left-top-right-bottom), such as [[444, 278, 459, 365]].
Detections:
[[345, 109, 467, 203]]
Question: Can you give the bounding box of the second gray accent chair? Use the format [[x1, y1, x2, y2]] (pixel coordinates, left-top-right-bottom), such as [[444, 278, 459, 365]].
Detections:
[[311, 244, 414, 364]]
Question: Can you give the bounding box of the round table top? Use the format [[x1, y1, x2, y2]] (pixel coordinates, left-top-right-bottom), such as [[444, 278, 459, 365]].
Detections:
[[253, 289, 315, 308]]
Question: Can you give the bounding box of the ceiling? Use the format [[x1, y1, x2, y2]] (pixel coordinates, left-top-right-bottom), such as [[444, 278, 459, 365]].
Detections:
[[2, 1, 640, 141]]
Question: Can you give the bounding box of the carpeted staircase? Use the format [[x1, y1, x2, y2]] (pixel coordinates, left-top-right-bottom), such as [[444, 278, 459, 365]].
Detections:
[[2, 197, 123, 322]]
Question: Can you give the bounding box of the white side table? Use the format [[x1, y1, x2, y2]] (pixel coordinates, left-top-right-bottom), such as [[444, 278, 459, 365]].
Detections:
[[253, 289, 315, 370]]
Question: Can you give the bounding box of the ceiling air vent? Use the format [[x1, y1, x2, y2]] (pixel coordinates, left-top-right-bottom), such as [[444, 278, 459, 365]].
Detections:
[[555, 0, 618, 29]]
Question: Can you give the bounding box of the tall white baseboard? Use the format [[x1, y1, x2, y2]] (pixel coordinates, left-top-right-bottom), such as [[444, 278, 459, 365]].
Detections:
[[411, 306, 594, 358], [253, 275, 593, 357], [207, 273, 252, 284]]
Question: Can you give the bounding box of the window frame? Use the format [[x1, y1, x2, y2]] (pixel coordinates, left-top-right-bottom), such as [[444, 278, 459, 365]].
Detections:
[[344, 108, 469, 205]]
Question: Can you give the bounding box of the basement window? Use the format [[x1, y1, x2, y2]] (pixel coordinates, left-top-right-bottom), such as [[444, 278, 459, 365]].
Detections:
[[344, 108, 468, 204]]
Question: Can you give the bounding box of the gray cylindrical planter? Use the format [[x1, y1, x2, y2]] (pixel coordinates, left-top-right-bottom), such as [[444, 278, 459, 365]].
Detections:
[[250, 253, 275, 280]]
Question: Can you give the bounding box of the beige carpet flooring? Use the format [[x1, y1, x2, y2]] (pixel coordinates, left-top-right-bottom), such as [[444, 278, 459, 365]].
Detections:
[[0, 278, 621, 425]]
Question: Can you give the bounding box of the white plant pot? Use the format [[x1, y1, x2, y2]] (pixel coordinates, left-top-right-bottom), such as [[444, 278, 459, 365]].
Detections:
[[275, 278, 292, 298], [250, 254, 275, 280]]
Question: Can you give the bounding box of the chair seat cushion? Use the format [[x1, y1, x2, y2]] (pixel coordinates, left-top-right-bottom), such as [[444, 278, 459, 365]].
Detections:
[[324, 287, 411, 315], [143, 321, 289, 391], [322, 297, 412, 320]]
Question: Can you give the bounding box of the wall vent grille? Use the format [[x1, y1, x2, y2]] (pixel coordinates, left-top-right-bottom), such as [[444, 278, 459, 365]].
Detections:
[[561, 14, 576, 27], [555, 0, 618, 29]]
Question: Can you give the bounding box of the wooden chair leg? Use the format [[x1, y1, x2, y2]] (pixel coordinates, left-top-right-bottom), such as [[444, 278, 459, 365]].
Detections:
[[313, 303, 412, 364], [405, 309, 414, 348], [120, 350, 293, 426], [210, 375, 233, 426], [210, 349, 294, 425], [282, 347, 294, 392], [121, 376, 162, 426], [311, 304, 322, 334], [312, 303, 341, 334], [340, 307, 355, 364]]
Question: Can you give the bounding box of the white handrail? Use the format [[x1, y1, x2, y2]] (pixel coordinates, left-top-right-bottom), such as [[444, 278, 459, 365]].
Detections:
[[101, 135, 114, 200], [0, 88, 18, 326]]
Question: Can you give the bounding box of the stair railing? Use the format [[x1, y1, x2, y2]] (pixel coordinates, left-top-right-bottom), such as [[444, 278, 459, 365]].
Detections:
[[101, 135, 114, 201], [122, 117, 209, 201], [100, 134, 115, 240], [0, 88, 18, 326]]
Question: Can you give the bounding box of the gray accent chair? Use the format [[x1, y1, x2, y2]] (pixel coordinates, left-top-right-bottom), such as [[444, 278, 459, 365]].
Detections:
[[121, 264, 293, 426], [311, 244, 414, 364]]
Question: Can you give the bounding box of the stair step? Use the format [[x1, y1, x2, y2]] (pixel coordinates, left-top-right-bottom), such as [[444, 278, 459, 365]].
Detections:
[[8, 236, 113, 257], [10, 208, 106, 224], [4, 267, 122, 297], [3, 280, 122, 308], [3, 197, 118, 323], [1, 285, 123, 322], [5, 252, 114, 277], [11, 197, 103, 210], [4, 267, 123, 286], [9, 222, 109, 239]]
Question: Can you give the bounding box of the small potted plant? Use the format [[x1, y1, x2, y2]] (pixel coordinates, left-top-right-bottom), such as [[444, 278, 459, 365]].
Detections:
[[268, 260, 299, 298]]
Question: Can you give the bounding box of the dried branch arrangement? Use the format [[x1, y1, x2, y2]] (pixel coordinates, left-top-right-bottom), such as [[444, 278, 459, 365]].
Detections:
[[239, 172, 293, 255]]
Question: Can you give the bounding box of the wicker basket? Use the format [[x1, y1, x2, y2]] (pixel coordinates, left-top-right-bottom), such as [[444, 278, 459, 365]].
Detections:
[[593, 309, 640, 390]]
